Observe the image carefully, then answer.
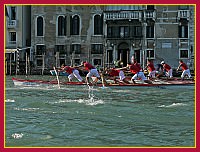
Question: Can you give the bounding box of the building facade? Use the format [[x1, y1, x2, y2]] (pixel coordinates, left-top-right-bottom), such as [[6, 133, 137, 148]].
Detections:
[[5, 5, 195, 75], [5, 5, 31, 75]]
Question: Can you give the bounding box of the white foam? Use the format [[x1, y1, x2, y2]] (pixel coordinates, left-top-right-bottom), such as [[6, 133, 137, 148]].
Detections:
[[14, 107, 40, 111], [158, 103, 187, 108], [57, 98, 104, 106], [5, 99, 15, 102]]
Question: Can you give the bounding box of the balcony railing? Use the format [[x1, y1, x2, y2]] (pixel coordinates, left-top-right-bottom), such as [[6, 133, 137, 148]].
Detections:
[[56, 37, 66, 44], [178, 10, 190, 20], [7, 20, 17, 28], [35, 37, 44, 44], [7, 41, 17, 48], [104, 11, 142, 21], [144, 11, 156, 20]]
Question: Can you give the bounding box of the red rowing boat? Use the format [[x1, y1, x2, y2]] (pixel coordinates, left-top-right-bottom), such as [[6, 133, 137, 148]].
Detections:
[[12, 77, 194, 87]]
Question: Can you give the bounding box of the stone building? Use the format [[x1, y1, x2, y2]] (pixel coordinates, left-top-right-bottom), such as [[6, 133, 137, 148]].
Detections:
[[5, 5, 195, 74], [5, 5, 31, 75]]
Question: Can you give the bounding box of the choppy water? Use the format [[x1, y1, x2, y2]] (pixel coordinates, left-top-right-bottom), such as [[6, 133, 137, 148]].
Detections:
[[5, 75, 195, 147]]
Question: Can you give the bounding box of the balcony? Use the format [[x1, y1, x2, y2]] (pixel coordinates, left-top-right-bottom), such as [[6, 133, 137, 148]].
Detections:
[[35, 37, 44, 44], [104, 11, 142, 21], [178, 10, 190, 20], [144, 11, 156, 21], [7, 20, 17, 28]]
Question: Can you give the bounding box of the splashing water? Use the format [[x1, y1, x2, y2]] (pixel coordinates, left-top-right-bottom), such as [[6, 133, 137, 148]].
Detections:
[[88, 85, 95, 102], [12, 133, 24, 139]]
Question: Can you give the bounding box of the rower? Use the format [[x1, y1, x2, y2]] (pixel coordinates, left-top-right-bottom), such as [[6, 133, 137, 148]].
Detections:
[[160, 61, 173, 79], [127, 62, 152, 84], [76, 61, 100, 85], [105, 67, 130, 84], [145, 59, 156, 79], [176, 60, 192, 80], [59, 64, 85, 83]]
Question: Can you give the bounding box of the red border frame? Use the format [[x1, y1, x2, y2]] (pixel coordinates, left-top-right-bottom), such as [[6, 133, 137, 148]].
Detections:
[[1, 0, 199, 152]]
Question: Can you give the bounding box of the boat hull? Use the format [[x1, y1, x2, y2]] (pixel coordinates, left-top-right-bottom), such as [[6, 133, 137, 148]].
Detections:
[[12, 77, 194, 87]]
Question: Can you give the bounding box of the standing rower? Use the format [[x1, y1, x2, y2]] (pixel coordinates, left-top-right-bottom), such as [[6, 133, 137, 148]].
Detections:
[[146, 59, 156, 79], [177, 60, 192, 80], [161, 61, 173, 78], [78, 61, 100, 85]]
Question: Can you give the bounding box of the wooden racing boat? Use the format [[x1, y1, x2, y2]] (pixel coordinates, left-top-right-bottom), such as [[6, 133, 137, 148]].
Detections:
[[12, 77, 194, 87]]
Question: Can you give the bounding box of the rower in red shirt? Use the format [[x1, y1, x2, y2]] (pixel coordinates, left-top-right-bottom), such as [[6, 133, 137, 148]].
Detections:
[[176, 60, 192, 80], [127, 63, 152, 84], [106, 68, 130, 84], [60, 65, 84, 82], [161, 61, 173, 78], [146, 59, 156, 79], [78, 61, 100, 85]]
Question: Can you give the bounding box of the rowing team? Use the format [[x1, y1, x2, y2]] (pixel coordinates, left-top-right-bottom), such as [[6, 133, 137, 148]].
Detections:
[[57, 60, 193, 86]]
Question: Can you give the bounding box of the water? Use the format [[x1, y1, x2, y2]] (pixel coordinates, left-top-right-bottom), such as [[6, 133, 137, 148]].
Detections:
[[5, 75, 195, 147]]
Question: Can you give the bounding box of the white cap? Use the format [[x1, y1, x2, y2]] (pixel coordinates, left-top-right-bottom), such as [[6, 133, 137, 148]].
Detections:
[[161, 61, 165, 64]]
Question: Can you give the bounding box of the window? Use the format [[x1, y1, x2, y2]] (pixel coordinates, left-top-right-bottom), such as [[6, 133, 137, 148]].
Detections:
[[10, 6, 16, 20], [91, 44, 103, 54], [36, 45, 45, 55], [70, 15, 80, 35], [131, 26, 142, 37], [58, 16, 66, 36], [107, 26, 120, 38], [60, 59, 65, 66], [180, 50, 188, 58], [146, 50, 154, 58], [37, 16, 44, 36], [74, 59, 80, 65], [94, 15, 103, 35], [107, 26, 130, 38], [9, 32, 16, 43], [120, 26, 129, 38], [55, 45, 66, 55], [107, 50, 113, 64], [147, 5, 155, 10], [146, 25, 154, 38], [36, 59, 43, 66], [179, 25, 188, 38], [71, 44, 81, 54], [134, 50, 141, 63], [93, 59, 101, 66], [107, 27, 112, 38]]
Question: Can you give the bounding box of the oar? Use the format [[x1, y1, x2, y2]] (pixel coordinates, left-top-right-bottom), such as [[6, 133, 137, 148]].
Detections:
[[53, 67, 60, 89]]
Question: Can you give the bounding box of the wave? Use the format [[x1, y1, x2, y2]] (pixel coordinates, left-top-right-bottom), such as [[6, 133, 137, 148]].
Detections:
[[158, 102, 187, 108]]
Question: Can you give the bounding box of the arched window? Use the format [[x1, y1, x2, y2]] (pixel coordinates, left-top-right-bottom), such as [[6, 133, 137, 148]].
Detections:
[[94, 15, 103, 35], [58, 16, 66, 36], [70, 15, 80, 35], [37, 16, 44, 36]]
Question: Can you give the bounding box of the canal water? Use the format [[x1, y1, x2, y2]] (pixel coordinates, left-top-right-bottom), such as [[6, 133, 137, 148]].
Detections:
[[5, 75, 195, 147]]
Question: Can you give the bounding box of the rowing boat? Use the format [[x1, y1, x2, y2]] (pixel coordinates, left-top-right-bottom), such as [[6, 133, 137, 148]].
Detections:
[[12, 77, 194, 87]]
